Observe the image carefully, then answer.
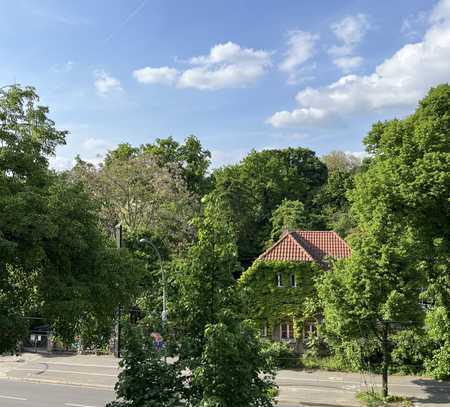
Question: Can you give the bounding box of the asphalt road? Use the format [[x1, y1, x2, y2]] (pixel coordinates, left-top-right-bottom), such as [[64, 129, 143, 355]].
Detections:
[[1, 353, 449, 406], [0, 380, 115, 407]]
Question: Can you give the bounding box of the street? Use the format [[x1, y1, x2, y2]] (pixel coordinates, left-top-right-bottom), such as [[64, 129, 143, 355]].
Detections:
[[0, 353, 449, 406]]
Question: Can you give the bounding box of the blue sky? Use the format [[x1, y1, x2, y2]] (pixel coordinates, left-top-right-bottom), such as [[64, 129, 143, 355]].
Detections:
[[1, 0, 449, 169]]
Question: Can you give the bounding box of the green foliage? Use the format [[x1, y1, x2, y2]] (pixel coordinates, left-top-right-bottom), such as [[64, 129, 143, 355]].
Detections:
[[212, 147, 327, 265], [300, 355, 358, 372], [261, 340, 299, 369], [191, 321, 276, 407], [269, 199, 309, 244], [0, 85, 65, 351], [390, 329, 429, 375], [142, 135, 212, 196], [424, 306, 450, 380], [0, 85, 144, 351], [318, 85, 450, 382], [173, 193, 241, 360], [172, 195, 275, 406], [108, 325, 182, 407], [239, 260, 320, 325], [356, 390, 412, 407]]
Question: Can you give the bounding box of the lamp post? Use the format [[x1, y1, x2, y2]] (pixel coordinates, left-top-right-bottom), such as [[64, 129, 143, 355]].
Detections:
[[139, 238, 168, 327]]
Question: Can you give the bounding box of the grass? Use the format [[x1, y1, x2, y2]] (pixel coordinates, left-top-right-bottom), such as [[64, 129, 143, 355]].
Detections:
[[356, 390, 413, 407]]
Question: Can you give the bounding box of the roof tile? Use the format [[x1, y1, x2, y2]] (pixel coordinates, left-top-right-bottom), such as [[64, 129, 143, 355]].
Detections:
[[259, 230, 351, 263]]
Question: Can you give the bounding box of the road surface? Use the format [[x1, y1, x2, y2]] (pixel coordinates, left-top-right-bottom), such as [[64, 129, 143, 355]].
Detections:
[[1, 353, 449, 406]]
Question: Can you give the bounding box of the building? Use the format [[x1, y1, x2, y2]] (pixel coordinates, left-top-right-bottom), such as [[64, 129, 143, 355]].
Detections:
[[239, 230, 351, 351]]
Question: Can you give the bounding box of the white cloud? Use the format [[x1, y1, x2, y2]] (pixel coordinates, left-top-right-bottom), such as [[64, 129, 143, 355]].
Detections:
[[328, 14, 369, 72], [345, 150, 368, 160], [267, 0, 450, 128], [48, 156, 75, 171], [134, 42, 272, 91], [133, 67, 178, 85], [210, 148, 249, 168], [401, 10, 428, 39], [331, 14, 370, 47], [279, 31, 319, 84], [81, 137, 111, 152], [94, 70, 122, 95], [333, 56, 363, 72]]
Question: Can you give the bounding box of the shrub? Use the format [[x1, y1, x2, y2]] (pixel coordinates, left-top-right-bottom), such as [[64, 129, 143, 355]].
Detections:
[[261, 340, 299, 369], [107, 326, 182, 407]]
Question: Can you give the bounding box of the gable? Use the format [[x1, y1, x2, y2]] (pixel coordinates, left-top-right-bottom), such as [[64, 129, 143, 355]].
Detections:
[[258, 233, 314, 261], [258, 230, 351, 263]]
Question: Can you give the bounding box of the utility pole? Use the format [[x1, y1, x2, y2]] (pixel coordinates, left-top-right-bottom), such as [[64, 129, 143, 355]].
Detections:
[[382, 321, 389, 398], [115, 224, 123, 358]]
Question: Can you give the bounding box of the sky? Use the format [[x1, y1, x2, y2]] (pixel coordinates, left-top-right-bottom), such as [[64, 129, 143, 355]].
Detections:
[[1, 0, 449, 169]]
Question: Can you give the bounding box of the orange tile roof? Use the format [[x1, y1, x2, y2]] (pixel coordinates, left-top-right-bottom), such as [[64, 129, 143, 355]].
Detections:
[[258, 230, 351, 263]]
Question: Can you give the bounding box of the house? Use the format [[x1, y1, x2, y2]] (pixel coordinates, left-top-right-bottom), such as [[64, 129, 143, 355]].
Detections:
[[239, 230, 351, 351]]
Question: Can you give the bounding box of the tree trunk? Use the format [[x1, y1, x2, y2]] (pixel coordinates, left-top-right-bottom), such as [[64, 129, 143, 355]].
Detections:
[[382, 322, 389, 398]]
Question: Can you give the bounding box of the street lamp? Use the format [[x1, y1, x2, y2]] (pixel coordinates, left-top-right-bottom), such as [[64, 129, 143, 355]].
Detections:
[[139, 238, 168, 326]]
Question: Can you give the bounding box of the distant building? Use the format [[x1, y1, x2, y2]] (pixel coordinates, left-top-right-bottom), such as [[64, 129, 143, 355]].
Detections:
[[240, 230, 351, 351]]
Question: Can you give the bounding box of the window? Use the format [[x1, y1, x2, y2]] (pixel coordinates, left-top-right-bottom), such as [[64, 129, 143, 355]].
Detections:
[[261, 323, 268, 337], [290, 274, 296, 287], [303, 321, 317, 340], [276, 272, 283, 287], [280, 323, 294, 339]]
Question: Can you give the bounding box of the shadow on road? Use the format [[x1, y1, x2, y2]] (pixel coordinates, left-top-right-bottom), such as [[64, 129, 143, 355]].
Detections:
[[410, 379, 450, 405]]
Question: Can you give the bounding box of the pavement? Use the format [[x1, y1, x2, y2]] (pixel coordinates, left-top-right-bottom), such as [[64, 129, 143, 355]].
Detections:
[[0, 353, 449, 407]]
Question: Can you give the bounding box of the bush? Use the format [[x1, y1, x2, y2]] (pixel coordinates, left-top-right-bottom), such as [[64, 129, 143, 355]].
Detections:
[[425, 343, 450, 380], [107, 326, 182, 407], [190, 321, 276, 407], [300, 355, 359, 372], [261, 340, 299, 369]]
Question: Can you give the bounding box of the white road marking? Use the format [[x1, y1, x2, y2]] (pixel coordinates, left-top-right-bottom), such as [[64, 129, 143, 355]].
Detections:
[[44, 362, 118, 369], [0, 394, 28, 401], [65, 403, 98, 407], [13, 368, 116, 377], [281, 385, 354, 393]]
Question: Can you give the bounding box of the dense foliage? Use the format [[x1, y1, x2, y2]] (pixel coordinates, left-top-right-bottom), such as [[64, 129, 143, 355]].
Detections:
[[0, 86, 144, 351], [239, 261, 320, 335], [212, 148, 327, 265], [108, 325, 183, 407], [318, 84, 450, 383]]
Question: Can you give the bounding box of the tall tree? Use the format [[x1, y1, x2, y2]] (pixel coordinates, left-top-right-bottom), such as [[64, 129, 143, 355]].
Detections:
[[142, 135, 212, 195], [72, 152, 197, 252], [172, 194, 275, 406], [317, 84, 450, 394], [212, 147, 327, 265], [0, 85, 66, 351], [269, 199, 309, 244]]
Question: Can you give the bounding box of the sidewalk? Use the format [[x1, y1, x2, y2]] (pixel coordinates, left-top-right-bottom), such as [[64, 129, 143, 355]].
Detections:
[[0, 353, 41, 377], [0, 353, 120, 388]]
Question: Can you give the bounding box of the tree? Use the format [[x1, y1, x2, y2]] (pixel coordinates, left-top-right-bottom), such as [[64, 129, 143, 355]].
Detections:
[[0, 85, 144, 350], [0, 85, 66, 351], [212, 148, 327, 266], [269, 199, 309, 244], [172, 195, 275, 406], [191, 321, 275, 407], [317, 84, 450, 395], [108, 325, 182, 407], [72, 152, 197, 251], [142, 135, 212, 196], [320, 151, 361, 173], [313, 151, 362, 237]]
